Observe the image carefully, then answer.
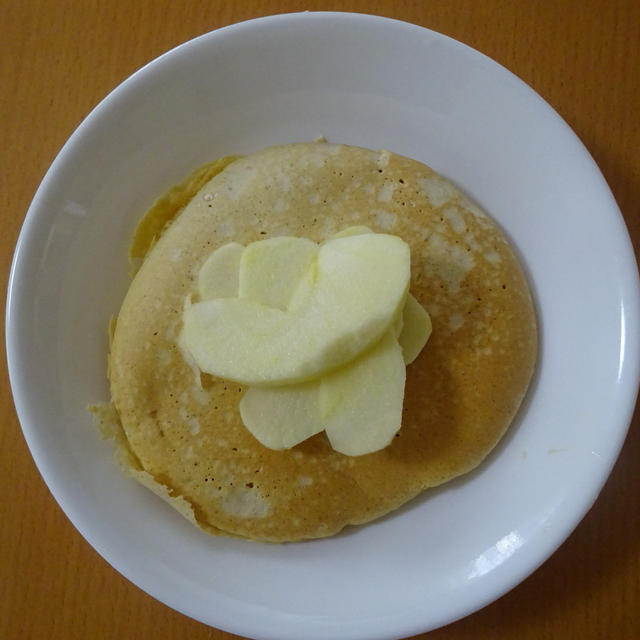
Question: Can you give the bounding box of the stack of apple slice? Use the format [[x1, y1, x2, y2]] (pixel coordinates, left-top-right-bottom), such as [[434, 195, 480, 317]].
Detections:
[[181, 228, 431, 456]]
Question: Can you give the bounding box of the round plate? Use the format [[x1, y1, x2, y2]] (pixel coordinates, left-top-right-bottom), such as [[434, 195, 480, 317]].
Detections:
[[6, 12, 640, 640]]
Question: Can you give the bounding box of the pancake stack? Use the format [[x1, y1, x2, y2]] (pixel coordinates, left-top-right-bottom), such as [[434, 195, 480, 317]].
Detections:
[[105, 142, 537, 542]]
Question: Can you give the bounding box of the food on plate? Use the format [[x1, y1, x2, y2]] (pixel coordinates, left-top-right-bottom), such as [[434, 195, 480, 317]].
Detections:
[[182, 232, 410, 386], [196, 230, 423, 456], [98, 141, 537, 542]]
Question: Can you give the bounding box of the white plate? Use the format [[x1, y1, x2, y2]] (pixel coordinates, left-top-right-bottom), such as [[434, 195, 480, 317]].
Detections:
[[6, 12, 640, 640]]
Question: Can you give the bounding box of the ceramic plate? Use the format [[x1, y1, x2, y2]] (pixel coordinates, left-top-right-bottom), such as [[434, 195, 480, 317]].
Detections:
[[6, 12, 640, 640]]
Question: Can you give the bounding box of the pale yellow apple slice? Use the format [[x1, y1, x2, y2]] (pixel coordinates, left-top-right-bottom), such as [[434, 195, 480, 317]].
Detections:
[[239, 236, 318, 310], [239, 380, 324, 450], [239, 331, 405, 455], [197, 242, 244, 300], [321, 331, 406, 456], [398, 294, 432, 364], [327, 222, 431, 365], [288, 227, 373, 311], [182, 233, 410, 386]]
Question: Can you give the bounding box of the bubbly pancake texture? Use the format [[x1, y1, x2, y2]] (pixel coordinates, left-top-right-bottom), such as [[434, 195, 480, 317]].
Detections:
[[109, 142, 537, 542]]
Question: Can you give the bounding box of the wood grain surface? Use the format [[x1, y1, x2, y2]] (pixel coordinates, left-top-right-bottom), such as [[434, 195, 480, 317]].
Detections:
[[1, 1, 638, 639]]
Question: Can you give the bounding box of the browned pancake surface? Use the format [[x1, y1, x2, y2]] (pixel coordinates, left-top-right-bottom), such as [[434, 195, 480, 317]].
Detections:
[[110, 142, 537, 541]]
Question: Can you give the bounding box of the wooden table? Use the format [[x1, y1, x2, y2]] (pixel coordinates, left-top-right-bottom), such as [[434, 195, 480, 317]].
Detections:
[[2, 2, 638, 638]]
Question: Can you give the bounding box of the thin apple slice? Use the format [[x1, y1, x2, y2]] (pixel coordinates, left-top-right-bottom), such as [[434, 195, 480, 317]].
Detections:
[[239, 236, 318, 310], [398, 294, 432, 364], [289, 227, 373, 311], [182, 233, 410, 386], [239, 381, 324, 450], [239, 331, 406, 455], [327, 227, 431, 364], [197, 242, 244, 300], [321, 331, 406, 456]]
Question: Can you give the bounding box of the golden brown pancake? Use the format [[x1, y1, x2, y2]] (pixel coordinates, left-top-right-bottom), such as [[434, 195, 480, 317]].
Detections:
[[107, 142, 537, 542]]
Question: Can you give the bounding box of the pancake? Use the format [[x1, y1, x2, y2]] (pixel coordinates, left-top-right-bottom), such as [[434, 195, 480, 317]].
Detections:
[[108, 142, 537, 542]]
